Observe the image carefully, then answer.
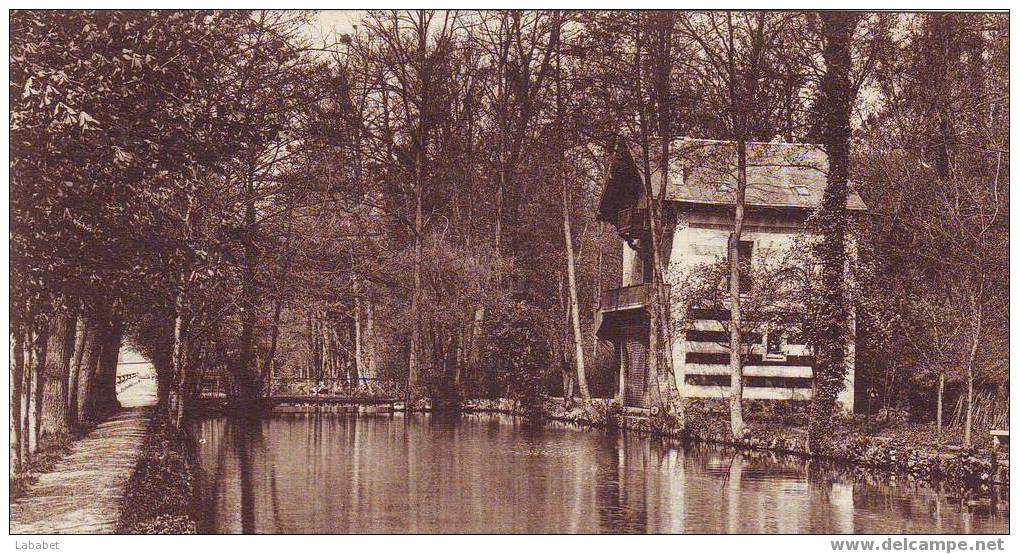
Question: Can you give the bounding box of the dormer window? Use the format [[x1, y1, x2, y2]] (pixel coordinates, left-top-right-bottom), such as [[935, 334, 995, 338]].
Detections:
[[792, 185, 810, 197]]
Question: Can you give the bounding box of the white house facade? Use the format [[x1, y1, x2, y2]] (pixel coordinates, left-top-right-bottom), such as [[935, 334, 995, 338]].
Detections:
[[596, 138, 866, 412]]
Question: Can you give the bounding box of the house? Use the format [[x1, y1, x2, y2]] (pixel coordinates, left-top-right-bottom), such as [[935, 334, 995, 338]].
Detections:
[[595, 138, 866, 411]]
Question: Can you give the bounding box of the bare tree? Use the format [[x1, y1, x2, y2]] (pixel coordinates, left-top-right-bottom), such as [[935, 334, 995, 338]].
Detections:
[[552, 13, 591, 401], [677, 11, 796, 436]]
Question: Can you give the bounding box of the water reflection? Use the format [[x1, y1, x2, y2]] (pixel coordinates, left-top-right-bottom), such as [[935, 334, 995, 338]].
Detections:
[[193, 412, 1008, 534]]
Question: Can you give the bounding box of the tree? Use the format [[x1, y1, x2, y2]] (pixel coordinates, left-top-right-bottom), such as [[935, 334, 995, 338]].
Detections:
[[677, 11, 797, 436], [854, 12, 1007, 441], [574, 10, 691, 419], [552, 13, 591, 402], [471, 10, 560, 388], [215, 10, 329, 406], [808, 11, 861, 451], [357, 10, 462, 394], [10, 9, 250, 454]]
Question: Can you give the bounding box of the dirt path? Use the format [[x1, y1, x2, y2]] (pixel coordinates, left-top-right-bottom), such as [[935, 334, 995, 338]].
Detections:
[[9, 377, 157, 534]]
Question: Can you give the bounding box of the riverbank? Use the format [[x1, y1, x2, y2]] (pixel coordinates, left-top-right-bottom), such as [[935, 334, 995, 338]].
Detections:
[[451, 397, 1009, 489], [116, 414, 202, 533]]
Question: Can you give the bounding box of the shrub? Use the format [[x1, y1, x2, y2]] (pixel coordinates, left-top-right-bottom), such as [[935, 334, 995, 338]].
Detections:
[[116, 414, 200, 534], [483, 301, 553, 409]]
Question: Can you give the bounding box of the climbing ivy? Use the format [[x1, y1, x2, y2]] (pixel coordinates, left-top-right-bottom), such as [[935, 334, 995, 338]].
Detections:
[[808, 12, 859, 452]]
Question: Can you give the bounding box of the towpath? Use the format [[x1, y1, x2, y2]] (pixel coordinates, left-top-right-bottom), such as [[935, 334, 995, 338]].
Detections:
[[9, 376, 157, 534]]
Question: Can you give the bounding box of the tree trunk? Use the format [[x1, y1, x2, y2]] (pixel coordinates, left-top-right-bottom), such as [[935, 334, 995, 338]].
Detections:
[[342, 322, 353, 382], [314, 315, 324, 380], [409, 168, 423, 395], [91, 312, 123, 418], [78, 314, 105, 425], [30, 321, 50, 451], [354, 285, 371, 388], [66, 316, 87, 430], [78, 309, 107, 421], [616, 343, 626, 403], [593, 245, 602, 370], [927, 14, 957, 183], [170, 290, 189, 428], [237, 196, 260, 405], [727, 139, 748, 439], [963, 289, 982, 448], [11, 326, 26, 472], [322, 320, 332, 379], [49, 311, 77, 435], [304, 314, 314, 380], [562, 168, 590, 401], [630, 21, 683, 421], [647, 174, 682, 417], [936, 371, 945, 438], [808, 12, 857, 452], [453, 325, 465, 392], [647, 301, 662, 410], [21, 325, 34, 457], [648, 13, 683, 420], [467, 306, 485, 384], [260, 289, 284, 388], [364, 299, 377, 380]]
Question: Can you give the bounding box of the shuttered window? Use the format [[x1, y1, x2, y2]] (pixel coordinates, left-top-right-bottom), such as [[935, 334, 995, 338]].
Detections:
[[727, 238, 753, 294]]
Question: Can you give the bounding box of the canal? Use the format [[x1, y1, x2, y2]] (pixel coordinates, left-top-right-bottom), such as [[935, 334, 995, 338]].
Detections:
[[194, 412, 1008, 534]]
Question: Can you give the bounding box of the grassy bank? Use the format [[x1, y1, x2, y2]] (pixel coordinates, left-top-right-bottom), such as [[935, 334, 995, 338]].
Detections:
[[457, 397, 1008, 488], [116, 413, 201, 534], [677, 400, 1007, 487]]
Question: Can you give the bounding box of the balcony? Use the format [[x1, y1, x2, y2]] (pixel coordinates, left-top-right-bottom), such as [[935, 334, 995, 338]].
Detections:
[[617, 207, 648, 240], [596, 284, 651, 339], [600, 283, 651, 312]]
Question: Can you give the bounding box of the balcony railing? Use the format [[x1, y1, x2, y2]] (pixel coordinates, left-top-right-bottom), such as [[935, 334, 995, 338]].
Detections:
[[617, 207, 648, 238], [600, 283, 651, 313]]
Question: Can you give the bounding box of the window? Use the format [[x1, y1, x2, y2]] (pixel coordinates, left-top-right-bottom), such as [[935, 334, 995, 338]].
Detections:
[[727, 238, 753, 294], [765, 326, 785, 359]]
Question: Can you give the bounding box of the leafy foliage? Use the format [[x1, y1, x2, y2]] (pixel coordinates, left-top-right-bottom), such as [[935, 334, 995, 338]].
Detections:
[[483, 301, 554, 407]]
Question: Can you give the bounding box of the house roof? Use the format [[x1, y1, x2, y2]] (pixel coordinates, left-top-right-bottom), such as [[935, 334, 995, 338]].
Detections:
[[599, 138, 867, 217], [596, 140, 644, 222]]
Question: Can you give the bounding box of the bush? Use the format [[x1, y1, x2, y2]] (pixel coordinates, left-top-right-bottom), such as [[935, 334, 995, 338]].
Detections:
[[116, 414, 200, 534], [483, 301, 553, 409]]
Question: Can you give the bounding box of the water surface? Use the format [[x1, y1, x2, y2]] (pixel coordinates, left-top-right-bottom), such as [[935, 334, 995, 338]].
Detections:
[[194, 412, 1008, 534]]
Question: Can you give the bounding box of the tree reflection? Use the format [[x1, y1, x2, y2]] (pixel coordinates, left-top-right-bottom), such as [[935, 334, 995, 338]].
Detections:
[[191, 414, 1007, 534]]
